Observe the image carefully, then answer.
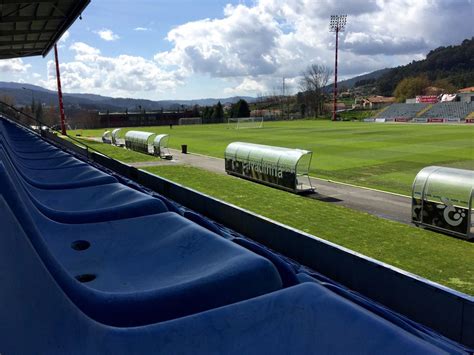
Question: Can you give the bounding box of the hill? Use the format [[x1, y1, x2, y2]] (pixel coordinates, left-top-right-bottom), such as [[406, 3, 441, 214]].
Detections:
[[3, 37, 472, 109], [0, 81, 254, 111], [377, 38, 474, 95], [323, 68, 391, 93]]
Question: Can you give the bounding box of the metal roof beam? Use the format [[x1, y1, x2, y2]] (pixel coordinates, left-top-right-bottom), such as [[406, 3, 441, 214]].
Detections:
[[41, 0, 90, 57], [0, 29, 55, 36], [3, 3, 34, 18], [0, 40, 48, 46], [0, 0, 90, 59], [0, 0, 56, 3], [0, 49, 41, 56], [0, 15, 64, 23]]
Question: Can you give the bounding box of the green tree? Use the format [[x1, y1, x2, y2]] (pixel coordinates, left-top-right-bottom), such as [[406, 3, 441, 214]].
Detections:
[[393, 76, 430, 102], [191, 104, 200, 117], [377, 38, 474, 95], [211, 101, 224, 123], [433, 78, 457, 93], [31, 96, 36, 115], [201, 106, 213, 123], [35, 102, 43, 122], [232, 99, 250, 118]]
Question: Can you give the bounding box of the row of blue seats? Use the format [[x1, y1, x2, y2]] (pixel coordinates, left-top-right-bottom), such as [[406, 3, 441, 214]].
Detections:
[[0, 118, 283, 327], [0, 116, 466, 354]]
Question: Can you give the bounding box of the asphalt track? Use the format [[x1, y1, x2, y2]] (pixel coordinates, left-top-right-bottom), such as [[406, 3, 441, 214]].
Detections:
[[132, 149, 412, 225]]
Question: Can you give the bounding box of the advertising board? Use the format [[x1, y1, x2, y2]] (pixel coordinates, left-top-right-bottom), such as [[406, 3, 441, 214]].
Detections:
[[395, 117, 410, 122], [225, 158, 297, 190], [416, 95, 438, 104]]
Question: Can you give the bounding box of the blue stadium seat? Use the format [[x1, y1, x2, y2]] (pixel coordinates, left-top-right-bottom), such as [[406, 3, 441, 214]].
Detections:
[[0, 162, 283, 326], [0, 137, 117, 189], [0, 210, 453, 355], [0, 150, 168, 223]]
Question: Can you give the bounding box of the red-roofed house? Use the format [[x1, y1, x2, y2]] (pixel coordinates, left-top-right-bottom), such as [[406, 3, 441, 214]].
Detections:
[[361, 96, 395, 109]]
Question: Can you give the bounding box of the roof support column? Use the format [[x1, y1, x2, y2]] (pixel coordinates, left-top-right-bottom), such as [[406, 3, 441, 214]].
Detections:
[[54, 43, 67, 135]]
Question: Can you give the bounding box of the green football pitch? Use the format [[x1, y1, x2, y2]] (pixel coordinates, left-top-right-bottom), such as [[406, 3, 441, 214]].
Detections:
[[75, 120, 474, 195], [68, 121, 474, 294]]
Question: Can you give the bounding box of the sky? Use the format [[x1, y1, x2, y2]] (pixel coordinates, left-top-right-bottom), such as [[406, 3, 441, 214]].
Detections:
[[0, 0, 472, 100]]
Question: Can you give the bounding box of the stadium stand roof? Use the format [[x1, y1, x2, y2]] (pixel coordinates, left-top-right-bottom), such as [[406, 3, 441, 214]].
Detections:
[[0, 0, 90, 59]]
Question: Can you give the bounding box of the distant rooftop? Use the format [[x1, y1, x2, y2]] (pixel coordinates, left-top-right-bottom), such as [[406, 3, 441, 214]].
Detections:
[[0, 0, 90, 59], [365, 96, 395, 103]]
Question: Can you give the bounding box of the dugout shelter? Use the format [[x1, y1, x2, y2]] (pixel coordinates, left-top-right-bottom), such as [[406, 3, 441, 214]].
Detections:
[[101, 130, 112, 144], [225, 142, 313, 193], [412, 166, 474, 240]]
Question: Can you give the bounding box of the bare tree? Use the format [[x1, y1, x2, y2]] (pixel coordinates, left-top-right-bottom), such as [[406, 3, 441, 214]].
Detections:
[[299, 64, 331, 117], [281, 77, 294, 120], [266, 85, 283, 119], [1, 94, 15, 106]]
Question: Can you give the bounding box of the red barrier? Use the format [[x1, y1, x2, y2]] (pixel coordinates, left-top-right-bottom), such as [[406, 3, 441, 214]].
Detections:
[[427, 118, 444, 123], [416, 95, 438, 103]]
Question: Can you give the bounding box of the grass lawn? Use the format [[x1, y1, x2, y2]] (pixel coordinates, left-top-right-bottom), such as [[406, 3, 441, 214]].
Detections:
[[143, 164, 474, 295], [68, 137, 158, 163], [72, 120, 474, 195]]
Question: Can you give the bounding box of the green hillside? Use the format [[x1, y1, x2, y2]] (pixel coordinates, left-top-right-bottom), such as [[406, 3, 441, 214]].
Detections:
[[377, 38, 474, 95]]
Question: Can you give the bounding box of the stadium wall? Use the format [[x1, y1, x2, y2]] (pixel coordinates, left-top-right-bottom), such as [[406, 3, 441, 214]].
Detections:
[[95, 111, 197, 129]]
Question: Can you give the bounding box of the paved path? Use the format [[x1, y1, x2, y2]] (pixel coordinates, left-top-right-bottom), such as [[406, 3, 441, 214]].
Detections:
[[131, 148, 412, 225]]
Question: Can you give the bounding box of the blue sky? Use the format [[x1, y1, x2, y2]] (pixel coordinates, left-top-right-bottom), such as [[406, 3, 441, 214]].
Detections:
[[1, 0, 472, 100]]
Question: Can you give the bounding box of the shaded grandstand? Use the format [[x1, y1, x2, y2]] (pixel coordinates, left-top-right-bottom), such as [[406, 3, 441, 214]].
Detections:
[[371, 102, 474, 122], [419, 102, 474, 121], [373, 103, 428, 121]]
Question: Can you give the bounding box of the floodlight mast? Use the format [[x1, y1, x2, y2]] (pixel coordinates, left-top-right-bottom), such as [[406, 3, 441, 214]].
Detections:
[[329, 15, 347, 121]]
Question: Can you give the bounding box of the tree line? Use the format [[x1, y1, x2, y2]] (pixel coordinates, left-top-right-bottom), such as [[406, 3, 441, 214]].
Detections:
[[377, 37, 474, 96], [0, 94, 60, 127], [201, 99, 250, 123]]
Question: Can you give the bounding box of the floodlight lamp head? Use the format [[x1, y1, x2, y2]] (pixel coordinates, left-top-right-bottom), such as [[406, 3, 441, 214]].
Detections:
[[329, 14, 347, 32]]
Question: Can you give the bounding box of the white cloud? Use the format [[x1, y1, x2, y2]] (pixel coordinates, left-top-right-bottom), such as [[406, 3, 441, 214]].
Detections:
[[70, 42, 101, 56], [39, 42, 183, 98], [95, 28, 120, 41], [155, 4, 281, 78], [59, 30, 70, 43], [344, 32, 429, 55], [224, 77, 267, 95], [153, 0, 472, 96], [32, 0, 473, 99], [0, 59, 31, 74], [56, 30, 71, 49]]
